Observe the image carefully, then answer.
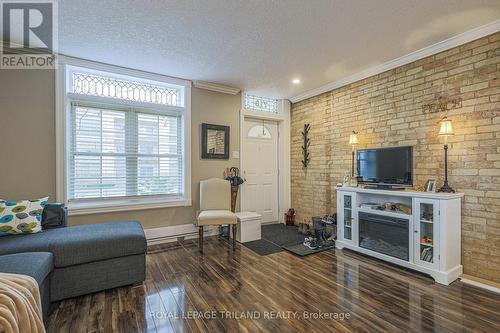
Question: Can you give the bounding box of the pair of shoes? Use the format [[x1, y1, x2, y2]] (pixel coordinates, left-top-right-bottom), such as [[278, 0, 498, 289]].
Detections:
[[303, 237, 320, 250]]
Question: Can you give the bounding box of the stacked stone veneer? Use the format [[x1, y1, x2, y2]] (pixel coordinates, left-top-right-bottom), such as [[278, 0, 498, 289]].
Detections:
[[291, 33, 500, 282]]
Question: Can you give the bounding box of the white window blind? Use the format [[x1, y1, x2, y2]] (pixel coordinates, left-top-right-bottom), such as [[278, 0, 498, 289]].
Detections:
[[69, 104, 183, 201]]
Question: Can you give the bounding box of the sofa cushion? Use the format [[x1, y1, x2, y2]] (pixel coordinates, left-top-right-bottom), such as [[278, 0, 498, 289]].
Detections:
[[0, 221, 146, 268], [0, 252, 53, 285]]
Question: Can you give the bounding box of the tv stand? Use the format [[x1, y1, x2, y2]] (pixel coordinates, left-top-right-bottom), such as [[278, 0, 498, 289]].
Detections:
[[336, 186, 464, 285]]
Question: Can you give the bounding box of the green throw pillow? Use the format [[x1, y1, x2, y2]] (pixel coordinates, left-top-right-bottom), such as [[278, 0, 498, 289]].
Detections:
[[0, 197, 48, 237]]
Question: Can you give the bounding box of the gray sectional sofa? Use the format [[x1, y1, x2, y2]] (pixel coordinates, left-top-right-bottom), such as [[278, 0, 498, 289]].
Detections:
[[0, 221, 147, 316]]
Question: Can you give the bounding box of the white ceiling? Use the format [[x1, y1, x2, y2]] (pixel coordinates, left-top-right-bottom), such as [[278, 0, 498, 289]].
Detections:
[[58, 0, 500, 99]]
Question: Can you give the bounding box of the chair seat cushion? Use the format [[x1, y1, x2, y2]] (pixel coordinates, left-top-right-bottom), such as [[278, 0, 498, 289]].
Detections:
[[0, 252, 53, 285], [198, 210, 237, 226], [0, 221, 146, 268]]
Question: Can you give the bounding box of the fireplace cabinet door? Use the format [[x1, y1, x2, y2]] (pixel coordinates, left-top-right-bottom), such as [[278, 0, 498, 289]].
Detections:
[[338, 192, 357, 245], [413, 198, 440, 269]]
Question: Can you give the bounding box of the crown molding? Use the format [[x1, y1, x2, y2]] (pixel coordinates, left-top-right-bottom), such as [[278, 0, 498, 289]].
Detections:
[[289, 19, 500, 103], [193, 81, 240, 95]]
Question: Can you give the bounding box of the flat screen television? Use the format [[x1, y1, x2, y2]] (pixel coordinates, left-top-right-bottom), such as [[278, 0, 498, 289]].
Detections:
[[356, 146, 413, 187]]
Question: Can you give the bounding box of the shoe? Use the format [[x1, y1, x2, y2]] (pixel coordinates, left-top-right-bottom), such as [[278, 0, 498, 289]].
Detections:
[[303, 236, 312, 247], [303, 237, 319, 250]]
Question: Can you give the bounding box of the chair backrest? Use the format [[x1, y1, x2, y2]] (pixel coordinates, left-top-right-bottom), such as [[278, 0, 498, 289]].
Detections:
[[200, 178, 231, 211]]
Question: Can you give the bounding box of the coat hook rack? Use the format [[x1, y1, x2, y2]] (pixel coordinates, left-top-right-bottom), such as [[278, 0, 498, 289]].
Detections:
[[301, 123, 311, 168]]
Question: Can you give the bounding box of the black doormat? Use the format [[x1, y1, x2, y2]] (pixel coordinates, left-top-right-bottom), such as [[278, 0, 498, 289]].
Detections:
[[243, 239, 283, 256], [243, 223, 335, 257], [262, 224, 305, 246]]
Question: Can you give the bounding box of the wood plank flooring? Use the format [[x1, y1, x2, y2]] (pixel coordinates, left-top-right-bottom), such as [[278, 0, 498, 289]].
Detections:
[[45, 236, 500, 333]]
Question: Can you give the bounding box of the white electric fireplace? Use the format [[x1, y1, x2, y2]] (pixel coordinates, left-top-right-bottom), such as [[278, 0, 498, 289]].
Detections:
[[336, 187, 463, 285]]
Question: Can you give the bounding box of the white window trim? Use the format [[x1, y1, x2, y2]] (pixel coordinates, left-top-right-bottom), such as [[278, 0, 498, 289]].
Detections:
[[56, 55, 192, 214]]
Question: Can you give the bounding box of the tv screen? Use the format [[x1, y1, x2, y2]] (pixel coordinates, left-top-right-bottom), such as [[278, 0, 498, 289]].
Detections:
[[357, 146, 413, 186]]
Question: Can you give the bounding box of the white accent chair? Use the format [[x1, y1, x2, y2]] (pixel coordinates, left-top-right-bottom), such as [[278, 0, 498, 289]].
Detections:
[[197, 178, 237, 253]]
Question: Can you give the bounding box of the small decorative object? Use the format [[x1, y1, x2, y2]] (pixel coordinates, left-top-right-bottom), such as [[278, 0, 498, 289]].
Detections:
[[395, 203, 412, 215], [285, 208, 295, 226], [301, 123, 311, 168], [349, 131, 359, 177], [425, 179, 437, 192], [423, 211, 433, 221], [202, 123, 229, 159], [343, 172, 351, 186], [224, 167, 245, 213], [421, 236, 433, 245], [422, 96, 462, 114], [437, 116, 455, 193], [373, 202, 412, 215]]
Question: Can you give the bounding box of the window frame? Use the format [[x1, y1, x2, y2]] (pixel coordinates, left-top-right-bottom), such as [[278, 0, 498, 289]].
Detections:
[[244, 94, 279, 113], [56, 56, 192, 215]]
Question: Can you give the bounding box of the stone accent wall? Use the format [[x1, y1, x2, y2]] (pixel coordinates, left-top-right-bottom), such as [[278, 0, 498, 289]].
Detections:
[[291, 33, 500, 282]]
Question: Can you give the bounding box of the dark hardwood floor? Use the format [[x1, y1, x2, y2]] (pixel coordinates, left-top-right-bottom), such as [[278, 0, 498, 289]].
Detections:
[[45, 236, 500, 333]]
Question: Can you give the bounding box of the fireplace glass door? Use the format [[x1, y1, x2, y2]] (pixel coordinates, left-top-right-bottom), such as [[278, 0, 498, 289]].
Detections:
[[359, 212, 409, 261]]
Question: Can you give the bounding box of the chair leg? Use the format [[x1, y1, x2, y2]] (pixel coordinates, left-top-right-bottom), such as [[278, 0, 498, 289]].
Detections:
[[232, 224, 237, 250], [199, 226, 204, 254]]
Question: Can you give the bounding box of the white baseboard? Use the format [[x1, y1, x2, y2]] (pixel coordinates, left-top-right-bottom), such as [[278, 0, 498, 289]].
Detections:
[[144, 223, 219, 245], [460, 275, 500, 294]]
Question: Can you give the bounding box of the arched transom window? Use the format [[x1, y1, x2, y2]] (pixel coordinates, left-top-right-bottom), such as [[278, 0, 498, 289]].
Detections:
[[248, 125, 272, 139]]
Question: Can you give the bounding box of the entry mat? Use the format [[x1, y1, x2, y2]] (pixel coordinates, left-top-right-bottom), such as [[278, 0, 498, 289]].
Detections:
[[243, 223, 335, 256]]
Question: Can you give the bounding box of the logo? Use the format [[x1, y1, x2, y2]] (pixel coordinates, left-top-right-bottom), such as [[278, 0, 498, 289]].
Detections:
[[1, 0, 57, 69]]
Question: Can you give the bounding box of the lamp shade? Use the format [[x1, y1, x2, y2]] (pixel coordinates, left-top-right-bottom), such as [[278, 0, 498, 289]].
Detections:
[[439, 116, 454, 136], [349, 131, 359, 145]]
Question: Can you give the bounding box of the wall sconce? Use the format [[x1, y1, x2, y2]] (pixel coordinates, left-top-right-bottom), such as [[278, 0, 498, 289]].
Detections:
[[349, 131, 359, 177], [437, 116, 455, 193]]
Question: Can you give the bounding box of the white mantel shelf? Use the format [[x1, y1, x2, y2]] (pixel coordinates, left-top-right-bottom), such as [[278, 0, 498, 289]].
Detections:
[[336, 186, 464, 200]]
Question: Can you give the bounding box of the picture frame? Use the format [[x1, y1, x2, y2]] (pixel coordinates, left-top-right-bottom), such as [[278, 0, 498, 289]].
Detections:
[[201, 123, 230, 159], [425, 179, 437, 192], [343, 173, 351, 186]]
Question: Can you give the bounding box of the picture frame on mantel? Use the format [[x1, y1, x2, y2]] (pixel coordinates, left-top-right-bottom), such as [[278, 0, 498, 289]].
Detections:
[[201, 123, 230, 159], [425, 179, 437, 192]]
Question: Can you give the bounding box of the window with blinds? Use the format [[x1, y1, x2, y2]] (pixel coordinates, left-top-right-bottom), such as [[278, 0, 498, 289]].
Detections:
[[66, 68, 185, 203], [69, 105, 183, 201]]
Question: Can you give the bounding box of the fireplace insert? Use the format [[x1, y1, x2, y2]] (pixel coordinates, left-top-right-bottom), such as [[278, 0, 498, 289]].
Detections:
[[359, 212, 409, 261]]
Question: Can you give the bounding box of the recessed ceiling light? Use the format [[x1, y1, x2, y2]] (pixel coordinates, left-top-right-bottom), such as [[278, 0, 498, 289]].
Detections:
[[292, 78, 301, 84]]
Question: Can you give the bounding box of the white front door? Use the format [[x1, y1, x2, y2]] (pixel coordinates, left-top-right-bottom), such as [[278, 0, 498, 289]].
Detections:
[[242, 119, 279, 223]]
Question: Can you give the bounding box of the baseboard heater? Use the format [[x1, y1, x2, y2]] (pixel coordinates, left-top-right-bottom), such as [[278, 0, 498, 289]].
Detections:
[[146, 227, 218, 245]]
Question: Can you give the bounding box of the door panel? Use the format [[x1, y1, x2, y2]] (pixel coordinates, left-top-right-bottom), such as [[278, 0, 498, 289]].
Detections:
[[413, 198, 440, 269], [339, 192, 356, 245], [242, 119, 279, 223]]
